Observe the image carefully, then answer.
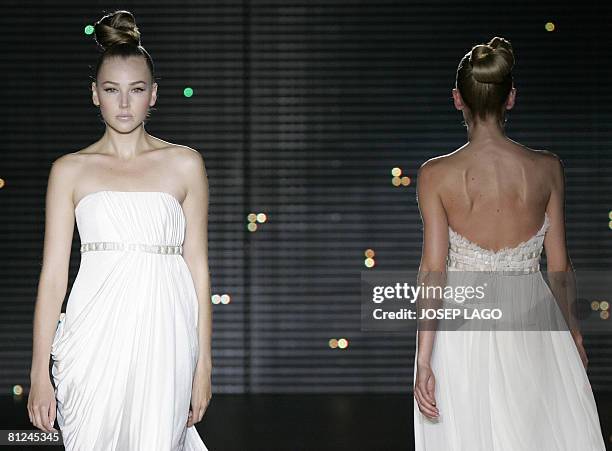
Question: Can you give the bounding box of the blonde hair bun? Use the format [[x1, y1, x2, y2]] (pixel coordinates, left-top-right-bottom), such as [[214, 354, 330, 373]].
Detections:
[[94, 10, 141, 51], [468, 36, 515, 84]]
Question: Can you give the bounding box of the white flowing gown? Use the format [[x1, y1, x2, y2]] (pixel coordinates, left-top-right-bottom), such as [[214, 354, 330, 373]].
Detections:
[[414, 212, 606, 450], [51, 190, 208, 451]]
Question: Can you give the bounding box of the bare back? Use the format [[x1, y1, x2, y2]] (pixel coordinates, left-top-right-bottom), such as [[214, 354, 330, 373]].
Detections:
[[433, 141, 556, 253]]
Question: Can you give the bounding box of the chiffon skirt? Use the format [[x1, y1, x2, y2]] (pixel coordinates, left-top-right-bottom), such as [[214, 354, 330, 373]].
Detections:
[[413, 270, 606, 450]]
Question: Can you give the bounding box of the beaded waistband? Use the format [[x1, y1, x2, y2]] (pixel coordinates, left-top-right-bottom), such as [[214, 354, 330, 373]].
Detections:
[[80, 241, 183, 255]]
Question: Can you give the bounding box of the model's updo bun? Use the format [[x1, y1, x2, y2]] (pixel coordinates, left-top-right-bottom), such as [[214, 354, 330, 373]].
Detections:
[[91, 10, 155, 83], [455, 36, 515, 124], [94, 10, 141, 50], [469, 37, 515, 84]]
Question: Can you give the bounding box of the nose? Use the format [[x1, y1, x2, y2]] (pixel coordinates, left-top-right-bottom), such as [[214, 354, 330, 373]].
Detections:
[[120, 92, 129, 108]]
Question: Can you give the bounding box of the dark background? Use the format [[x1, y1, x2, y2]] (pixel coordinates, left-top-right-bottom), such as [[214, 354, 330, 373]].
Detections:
[[1, 1, 610, 449]]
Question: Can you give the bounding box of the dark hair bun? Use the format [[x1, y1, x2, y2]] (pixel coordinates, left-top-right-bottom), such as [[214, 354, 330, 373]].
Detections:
[[469, 36, 515, 84], [94, 10, 141, 51]]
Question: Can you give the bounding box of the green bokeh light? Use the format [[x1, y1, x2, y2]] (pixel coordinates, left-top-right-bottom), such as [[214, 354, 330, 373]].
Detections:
[[84, 24, 94, 35], [183, 87, 194, 98]]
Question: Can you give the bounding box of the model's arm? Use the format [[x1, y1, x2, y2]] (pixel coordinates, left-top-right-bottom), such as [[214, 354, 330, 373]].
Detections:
[[28, 155, 77, 432], [413, 159, 447, 420], [543, 154, 586, 365], [415, 160, 449, 366], [543, 154, 577, 330], [180, 148, 212, 425]]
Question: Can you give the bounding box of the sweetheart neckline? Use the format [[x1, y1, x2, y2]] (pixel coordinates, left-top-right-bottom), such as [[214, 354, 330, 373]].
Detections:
[[74, 190, 183, 213], [448, 212, 549, 256]]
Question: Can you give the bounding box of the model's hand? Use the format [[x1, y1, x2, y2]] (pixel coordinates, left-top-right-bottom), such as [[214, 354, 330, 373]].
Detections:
[[414, 363, 439, 419], [572, 332, 589, 370], [27, 377, 58, 433], [187, 363, 212, 427]]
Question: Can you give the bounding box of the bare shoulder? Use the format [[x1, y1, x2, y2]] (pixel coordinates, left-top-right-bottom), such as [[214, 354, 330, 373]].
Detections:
[[169, 144, 207, 174], [417, 151, 459, 191], [170, 144, 204, 162], [525, 147, 563, 176], [535, 148, 563, 165], [44, 151, 92, 207], [167, 145, 208, 199], [534, 149, 565, 186], [514, 142, 559, 163], [51, 152, 79, 170], [55, 145, 103, 173], [49, 151, 84, 184], [418, 152, 454, 176]]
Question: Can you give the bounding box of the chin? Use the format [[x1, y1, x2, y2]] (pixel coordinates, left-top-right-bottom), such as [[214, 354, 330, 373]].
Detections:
[[109, 121, 140, 133], [115, 118, 141, 126]]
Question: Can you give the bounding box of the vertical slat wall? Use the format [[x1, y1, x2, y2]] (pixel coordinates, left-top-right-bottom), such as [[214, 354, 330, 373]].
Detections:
[[0, 1, 610, 394]]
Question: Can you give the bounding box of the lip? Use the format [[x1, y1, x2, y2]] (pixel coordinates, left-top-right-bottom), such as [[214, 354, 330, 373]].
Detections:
[[116, 115, 133, 120]]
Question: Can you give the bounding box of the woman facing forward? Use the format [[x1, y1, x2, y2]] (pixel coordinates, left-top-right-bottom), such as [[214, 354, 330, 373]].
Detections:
[[27, 10, 210, 450], [413, 37, 606, 450]]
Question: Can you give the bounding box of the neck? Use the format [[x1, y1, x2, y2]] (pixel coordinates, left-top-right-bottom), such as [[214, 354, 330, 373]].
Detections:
[[99, 123, 152, 160], [465, 117, 507, 143]]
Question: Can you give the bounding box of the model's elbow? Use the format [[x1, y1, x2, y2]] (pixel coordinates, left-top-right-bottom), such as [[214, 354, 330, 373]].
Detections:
[[546, 256, 572, 273], [38, 266, 69, 295]]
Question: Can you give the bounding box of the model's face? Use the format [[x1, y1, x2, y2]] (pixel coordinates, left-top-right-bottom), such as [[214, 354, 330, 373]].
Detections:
[[92, 56, 157, 131]]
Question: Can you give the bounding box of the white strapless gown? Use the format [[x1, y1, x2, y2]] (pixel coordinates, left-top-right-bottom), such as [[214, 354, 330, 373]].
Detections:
[[413, 212, 606, 450], [51, 191, 208, 451]]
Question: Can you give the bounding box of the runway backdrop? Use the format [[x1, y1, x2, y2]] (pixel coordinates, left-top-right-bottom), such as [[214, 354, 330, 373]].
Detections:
[[1, 0, 611, 393]]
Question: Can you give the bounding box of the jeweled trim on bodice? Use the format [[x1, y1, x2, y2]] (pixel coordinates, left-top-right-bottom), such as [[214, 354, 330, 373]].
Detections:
[[447, 213, 550, 273]]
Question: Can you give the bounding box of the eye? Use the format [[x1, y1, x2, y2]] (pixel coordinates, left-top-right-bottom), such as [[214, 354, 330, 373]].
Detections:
[[103, 87, 145, 93]]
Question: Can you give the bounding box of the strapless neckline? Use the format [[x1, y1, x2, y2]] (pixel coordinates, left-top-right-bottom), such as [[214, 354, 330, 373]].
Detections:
[[75, 190, 183, 213], [448, 212, 549, 256]]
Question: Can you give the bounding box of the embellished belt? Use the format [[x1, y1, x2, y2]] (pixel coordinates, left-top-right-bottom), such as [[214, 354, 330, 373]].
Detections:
[[80, 241, 183, 255]]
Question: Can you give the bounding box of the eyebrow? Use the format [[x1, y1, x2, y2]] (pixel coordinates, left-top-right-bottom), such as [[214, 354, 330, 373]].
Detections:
[[101, 81, 147, 85]]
